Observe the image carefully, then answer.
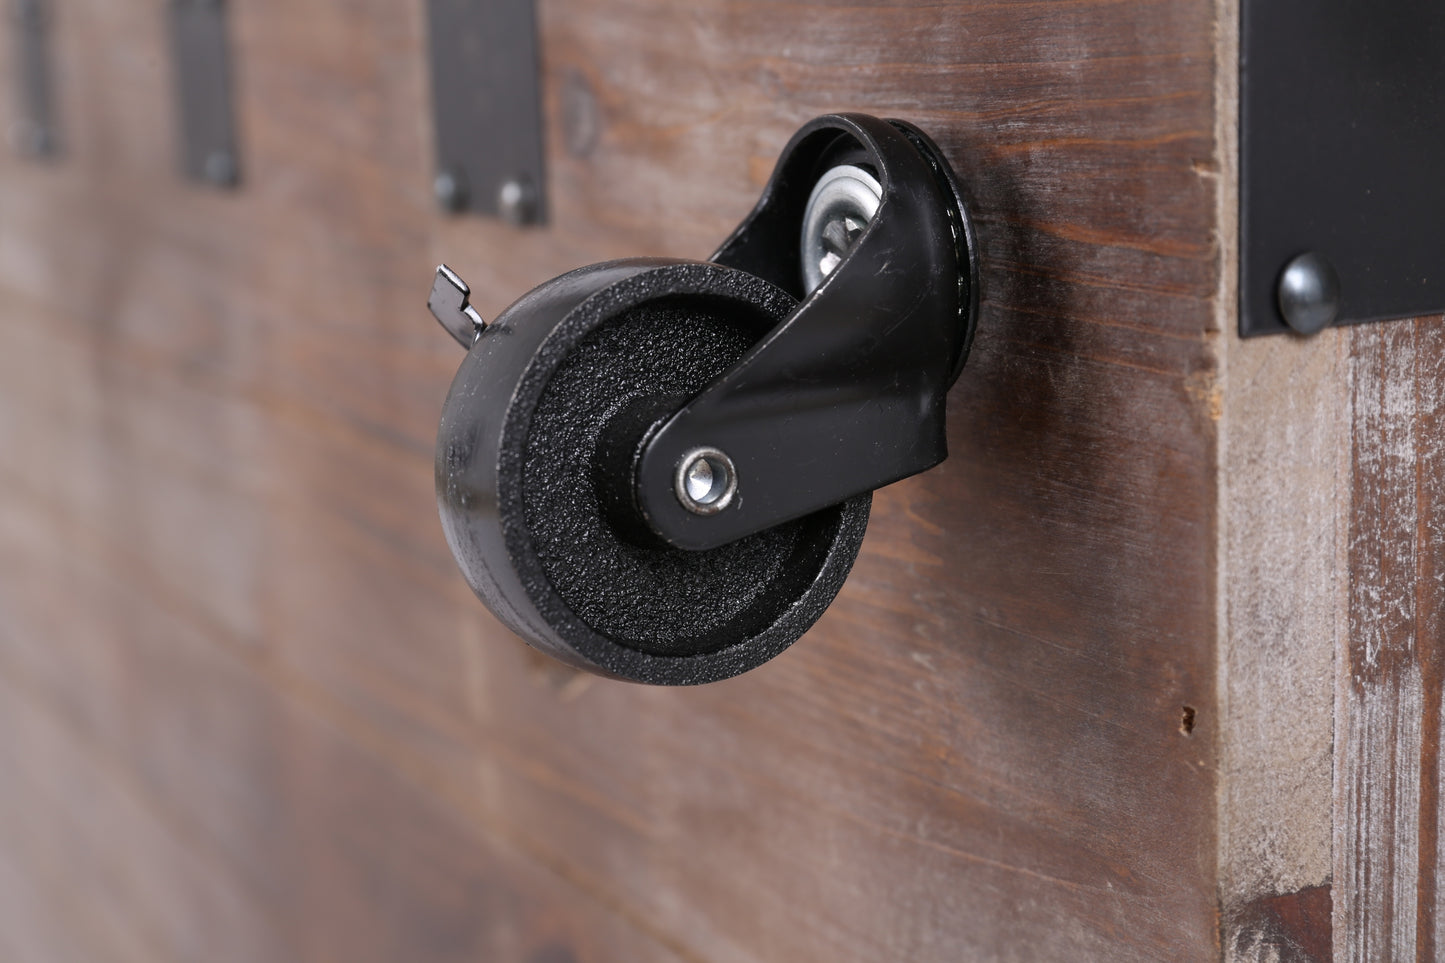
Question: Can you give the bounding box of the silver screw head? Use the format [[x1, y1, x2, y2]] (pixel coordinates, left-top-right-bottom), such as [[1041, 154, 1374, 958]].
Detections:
[[29, 125, 52, 156], [1277, 252, 1340, 335], [498, 176, 539, 227], [203, 149, 239, 187], [433, 168, 466, 212], [8, 119, 50, 157], [674, 447, 738, 516], [800, 165, 883, 294]]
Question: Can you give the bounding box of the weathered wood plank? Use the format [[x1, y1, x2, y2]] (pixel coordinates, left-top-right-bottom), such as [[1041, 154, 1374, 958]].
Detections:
[[1216, 325, 1346, 959], [0, 668, 285, 963], [0, 483, 696, 963], [1340, 319, 1445, 962]]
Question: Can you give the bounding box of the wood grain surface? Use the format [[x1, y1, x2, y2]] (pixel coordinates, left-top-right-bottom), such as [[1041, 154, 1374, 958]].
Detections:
[[0, 0, 1222, 960], [1216, 324, 1346, 962], [1217, 314, 1445, 963], [1339, 320, 1445, 963]]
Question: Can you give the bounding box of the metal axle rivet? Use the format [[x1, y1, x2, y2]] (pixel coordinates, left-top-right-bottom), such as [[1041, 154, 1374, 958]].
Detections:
[[1277, 252, 1340, 335], [675, 448, 738, 516]]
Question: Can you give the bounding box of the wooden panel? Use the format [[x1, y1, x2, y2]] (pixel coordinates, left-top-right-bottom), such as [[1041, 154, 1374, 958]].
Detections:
[[1216, 324, 1346, 961], [1339, 320, 1445, 962], [0, 0, 1221, 960], [0, 465, 693, 963]]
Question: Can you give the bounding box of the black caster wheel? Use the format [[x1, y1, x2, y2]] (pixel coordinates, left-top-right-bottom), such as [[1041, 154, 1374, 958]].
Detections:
[[437, 260, 871, 684], [430, 114, 978, 685]]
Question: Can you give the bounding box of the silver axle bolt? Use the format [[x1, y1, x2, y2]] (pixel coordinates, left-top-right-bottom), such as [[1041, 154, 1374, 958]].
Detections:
[[674, 447, 738, 515]]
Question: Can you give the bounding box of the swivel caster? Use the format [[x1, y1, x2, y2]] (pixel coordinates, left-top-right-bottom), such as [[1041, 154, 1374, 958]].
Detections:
[[429, 113, 979, 685]]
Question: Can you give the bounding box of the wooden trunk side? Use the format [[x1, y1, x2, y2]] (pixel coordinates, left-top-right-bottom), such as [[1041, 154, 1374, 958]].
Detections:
[[0, 0, 1221, 960]]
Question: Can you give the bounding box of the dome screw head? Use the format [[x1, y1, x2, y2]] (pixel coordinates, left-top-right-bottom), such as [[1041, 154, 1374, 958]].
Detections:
[[204, 149, 239, 188], [498, 176, 539, 227], [1277, 252, 1341, 335], [433, 168, 467, 213]]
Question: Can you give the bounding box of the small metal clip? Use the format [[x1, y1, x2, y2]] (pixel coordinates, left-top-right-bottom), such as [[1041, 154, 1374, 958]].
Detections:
[[428, 265, 486, 348]]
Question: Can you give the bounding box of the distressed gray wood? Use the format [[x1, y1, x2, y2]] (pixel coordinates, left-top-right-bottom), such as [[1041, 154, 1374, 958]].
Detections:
[[1337, 320, 1445, 962]]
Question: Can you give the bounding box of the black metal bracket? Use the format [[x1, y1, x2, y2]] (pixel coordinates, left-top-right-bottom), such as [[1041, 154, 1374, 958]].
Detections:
[[168, 0, 240, 188], [1240, 0, 1445, 336], [425, 0, 547, 225], [10, 0, 57, 158], [634, 114, 978, 550]]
